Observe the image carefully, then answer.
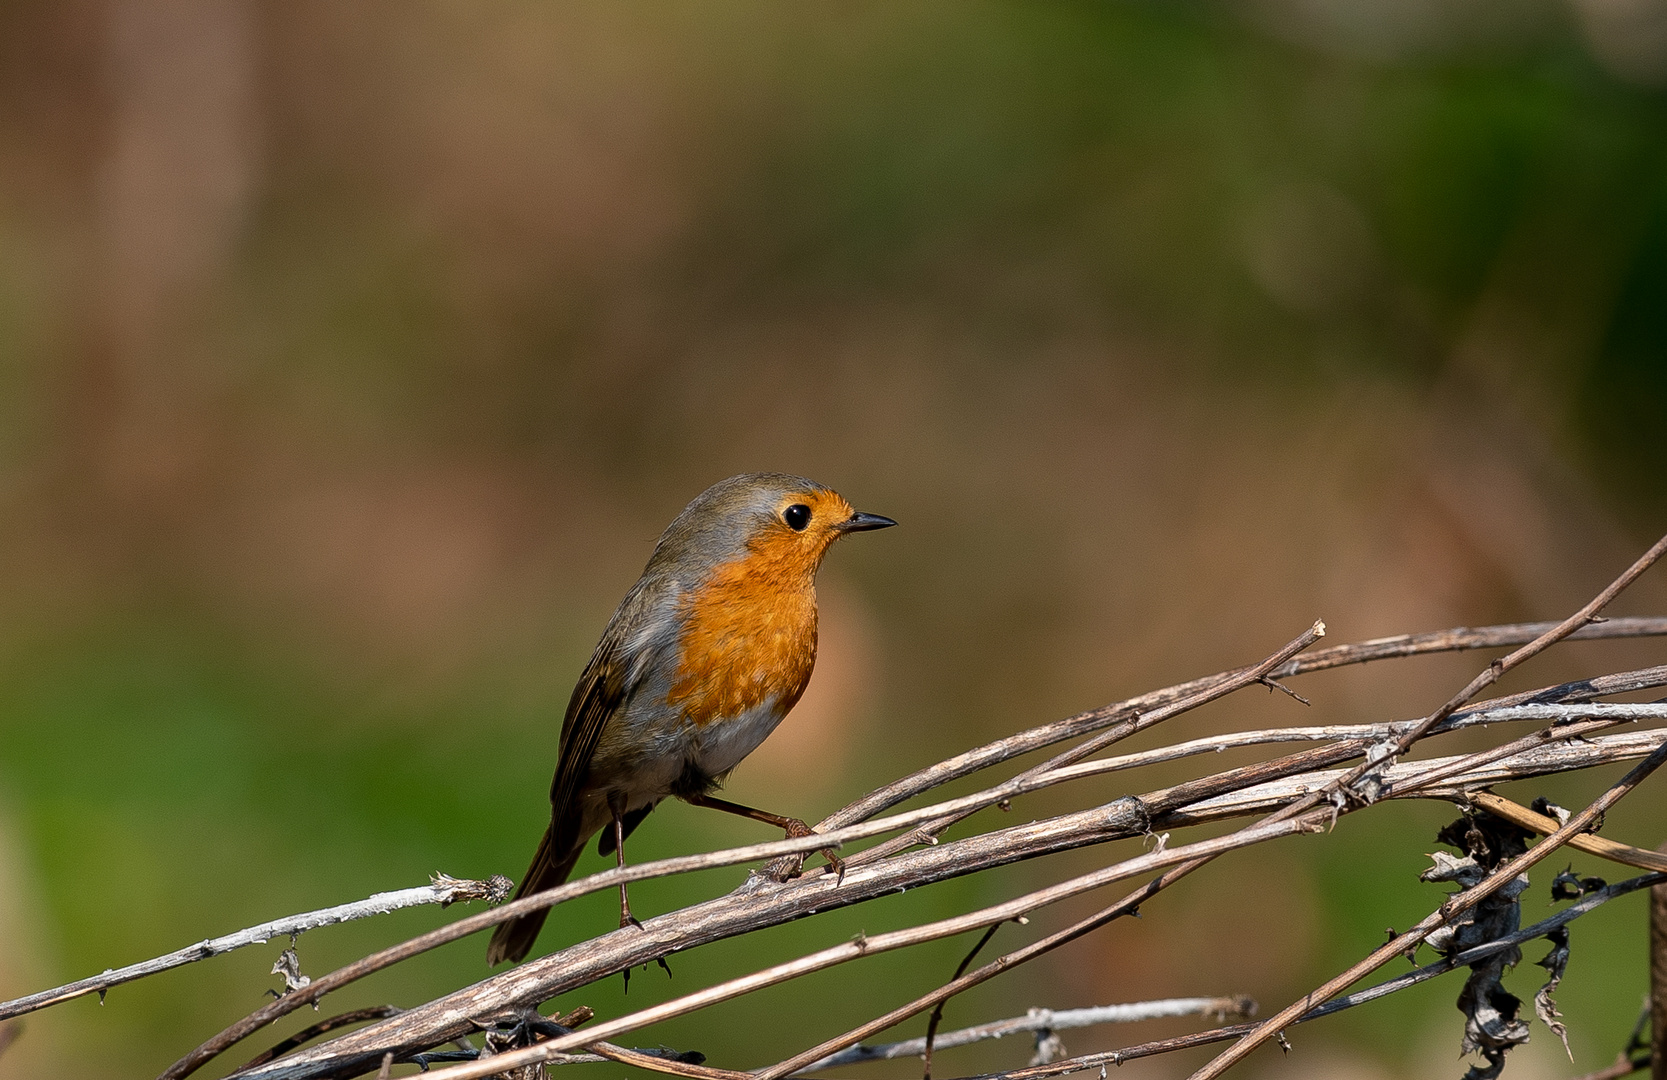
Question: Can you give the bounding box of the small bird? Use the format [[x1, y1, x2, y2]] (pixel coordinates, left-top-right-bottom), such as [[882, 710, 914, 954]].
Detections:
[[487, 473, 896, 966]]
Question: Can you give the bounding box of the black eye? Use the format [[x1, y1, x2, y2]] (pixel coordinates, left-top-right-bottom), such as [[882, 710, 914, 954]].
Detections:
[[783, 504, 811, 531]]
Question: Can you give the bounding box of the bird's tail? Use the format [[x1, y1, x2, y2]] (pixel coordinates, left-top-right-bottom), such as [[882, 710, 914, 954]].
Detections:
[[488, 822, 581, 965]]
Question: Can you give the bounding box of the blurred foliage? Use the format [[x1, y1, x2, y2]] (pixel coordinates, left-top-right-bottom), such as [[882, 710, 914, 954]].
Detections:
[[0, 1, 1664, 1078]]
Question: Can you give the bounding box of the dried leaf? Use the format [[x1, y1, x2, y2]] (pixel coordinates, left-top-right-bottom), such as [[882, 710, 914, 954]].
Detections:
[[1435, 815, 1531, 1079], [1028, 1029, 1066, 1066], [1550, 867, 1607, 902], [1530, 797, 1571, 827], [1533, 927, 1573, 1061], [270, 947, 311, 993], [1422, 851, 1485, 886]]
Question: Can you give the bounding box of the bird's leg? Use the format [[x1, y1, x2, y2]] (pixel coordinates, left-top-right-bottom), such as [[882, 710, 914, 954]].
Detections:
[[608, 799, 672, 986], [608, 802, 643, 931], [682, 793, 844, 882]]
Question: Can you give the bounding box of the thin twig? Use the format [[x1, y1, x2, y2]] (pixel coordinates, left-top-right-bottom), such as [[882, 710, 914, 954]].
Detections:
[[924, 924, 1002, 1080], [0, 874, 511, 1022], [1574, 1000, 1652, 1079], [1178, 538, 1667, 1077], [1014, 689, 1667, 803], [160, 828, 882, 1080], [800, 997, 1256, 1071], [119, 653, 1661, 1077], [172, 640, 1667, 1080], [796, 713, 1652, 1080], [1257, 677, 1311, 706], [792, 657, 1667, 886], [448, 702, 1641, 1080], [241, 1008, 405, 1070], [1188, 736, 1667, 1079], [1569, 1057, 1648, 1080], [1161, 728, 1667, 825], [214, 624, 1328, 1080], [587, 1043, 750, 1080], [1467, 792, 1667, 873]]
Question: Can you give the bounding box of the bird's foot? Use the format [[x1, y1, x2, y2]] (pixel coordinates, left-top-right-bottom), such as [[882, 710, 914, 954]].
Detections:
[[765, 819, 843, 884]]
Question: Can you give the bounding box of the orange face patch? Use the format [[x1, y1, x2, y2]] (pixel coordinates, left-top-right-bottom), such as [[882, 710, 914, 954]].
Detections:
[[665, 488, 855, 726]]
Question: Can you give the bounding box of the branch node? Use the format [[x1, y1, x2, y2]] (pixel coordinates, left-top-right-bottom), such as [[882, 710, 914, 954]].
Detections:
[[1257, 677, 1312, 706]]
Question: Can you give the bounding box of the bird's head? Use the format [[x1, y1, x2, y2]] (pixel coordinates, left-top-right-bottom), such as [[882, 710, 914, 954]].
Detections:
[[655, 473, 895, 580]]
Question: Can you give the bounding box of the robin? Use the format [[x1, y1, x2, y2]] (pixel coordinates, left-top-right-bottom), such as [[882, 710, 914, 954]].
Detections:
[[487, 473, 896, 966]]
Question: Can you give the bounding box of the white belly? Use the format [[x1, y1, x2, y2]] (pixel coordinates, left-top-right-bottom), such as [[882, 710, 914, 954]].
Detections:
[[691, 699, 788, 779]]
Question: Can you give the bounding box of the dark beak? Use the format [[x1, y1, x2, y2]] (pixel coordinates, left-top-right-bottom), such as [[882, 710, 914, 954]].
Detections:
[[839, 511, 897, 533]]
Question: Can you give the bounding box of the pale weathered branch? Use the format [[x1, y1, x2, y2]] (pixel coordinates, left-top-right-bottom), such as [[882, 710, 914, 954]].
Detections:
[[1163, 726, 1667, 825], [0, 874, 511, 1022], [245, 814, 1338, 1080], [173, 623, 1328, 1078], [802, 996, 1257, 1071]]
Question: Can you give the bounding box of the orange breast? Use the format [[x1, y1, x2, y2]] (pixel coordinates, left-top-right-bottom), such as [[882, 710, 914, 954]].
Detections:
[[667, 546, 819, 727]]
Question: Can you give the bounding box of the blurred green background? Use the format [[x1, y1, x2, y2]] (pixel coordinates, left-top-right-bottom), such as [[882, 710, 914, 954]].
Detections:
[[1, 1, 1666, 1077]]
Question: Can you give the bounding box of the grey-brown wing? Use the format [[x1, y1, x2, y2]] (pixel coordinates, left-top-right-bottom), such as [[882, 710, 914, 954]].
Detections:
[[546, 640, 631, 852]]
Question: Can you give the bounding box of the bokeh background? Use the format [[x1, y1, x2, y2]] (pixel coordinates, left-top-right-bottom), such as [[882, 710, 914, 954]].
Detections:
[[1, 1, 1666, 1077]]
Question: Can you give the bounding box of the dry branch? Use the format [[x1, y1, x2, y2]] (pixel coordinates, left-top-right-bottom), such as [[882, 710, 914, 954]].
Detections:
[[803, 996, 1258, 1071], [0, 874, 511, 1022], [776, 621, 1328, 878], [1466, 793, 1667, 874]]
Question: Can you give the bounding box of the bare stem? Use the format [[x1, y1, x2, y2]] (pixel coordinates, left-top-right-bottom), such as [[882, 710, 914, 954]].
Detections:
[[0, 874, 510, 1022], [800, 997, 1257, 1072]]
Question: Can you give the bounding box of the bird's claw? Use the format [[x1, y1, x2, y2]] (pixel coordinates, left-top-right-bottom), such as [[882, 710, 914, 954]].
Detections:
[[765, 818, 843, 884], [764, 852, 806, 883]]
